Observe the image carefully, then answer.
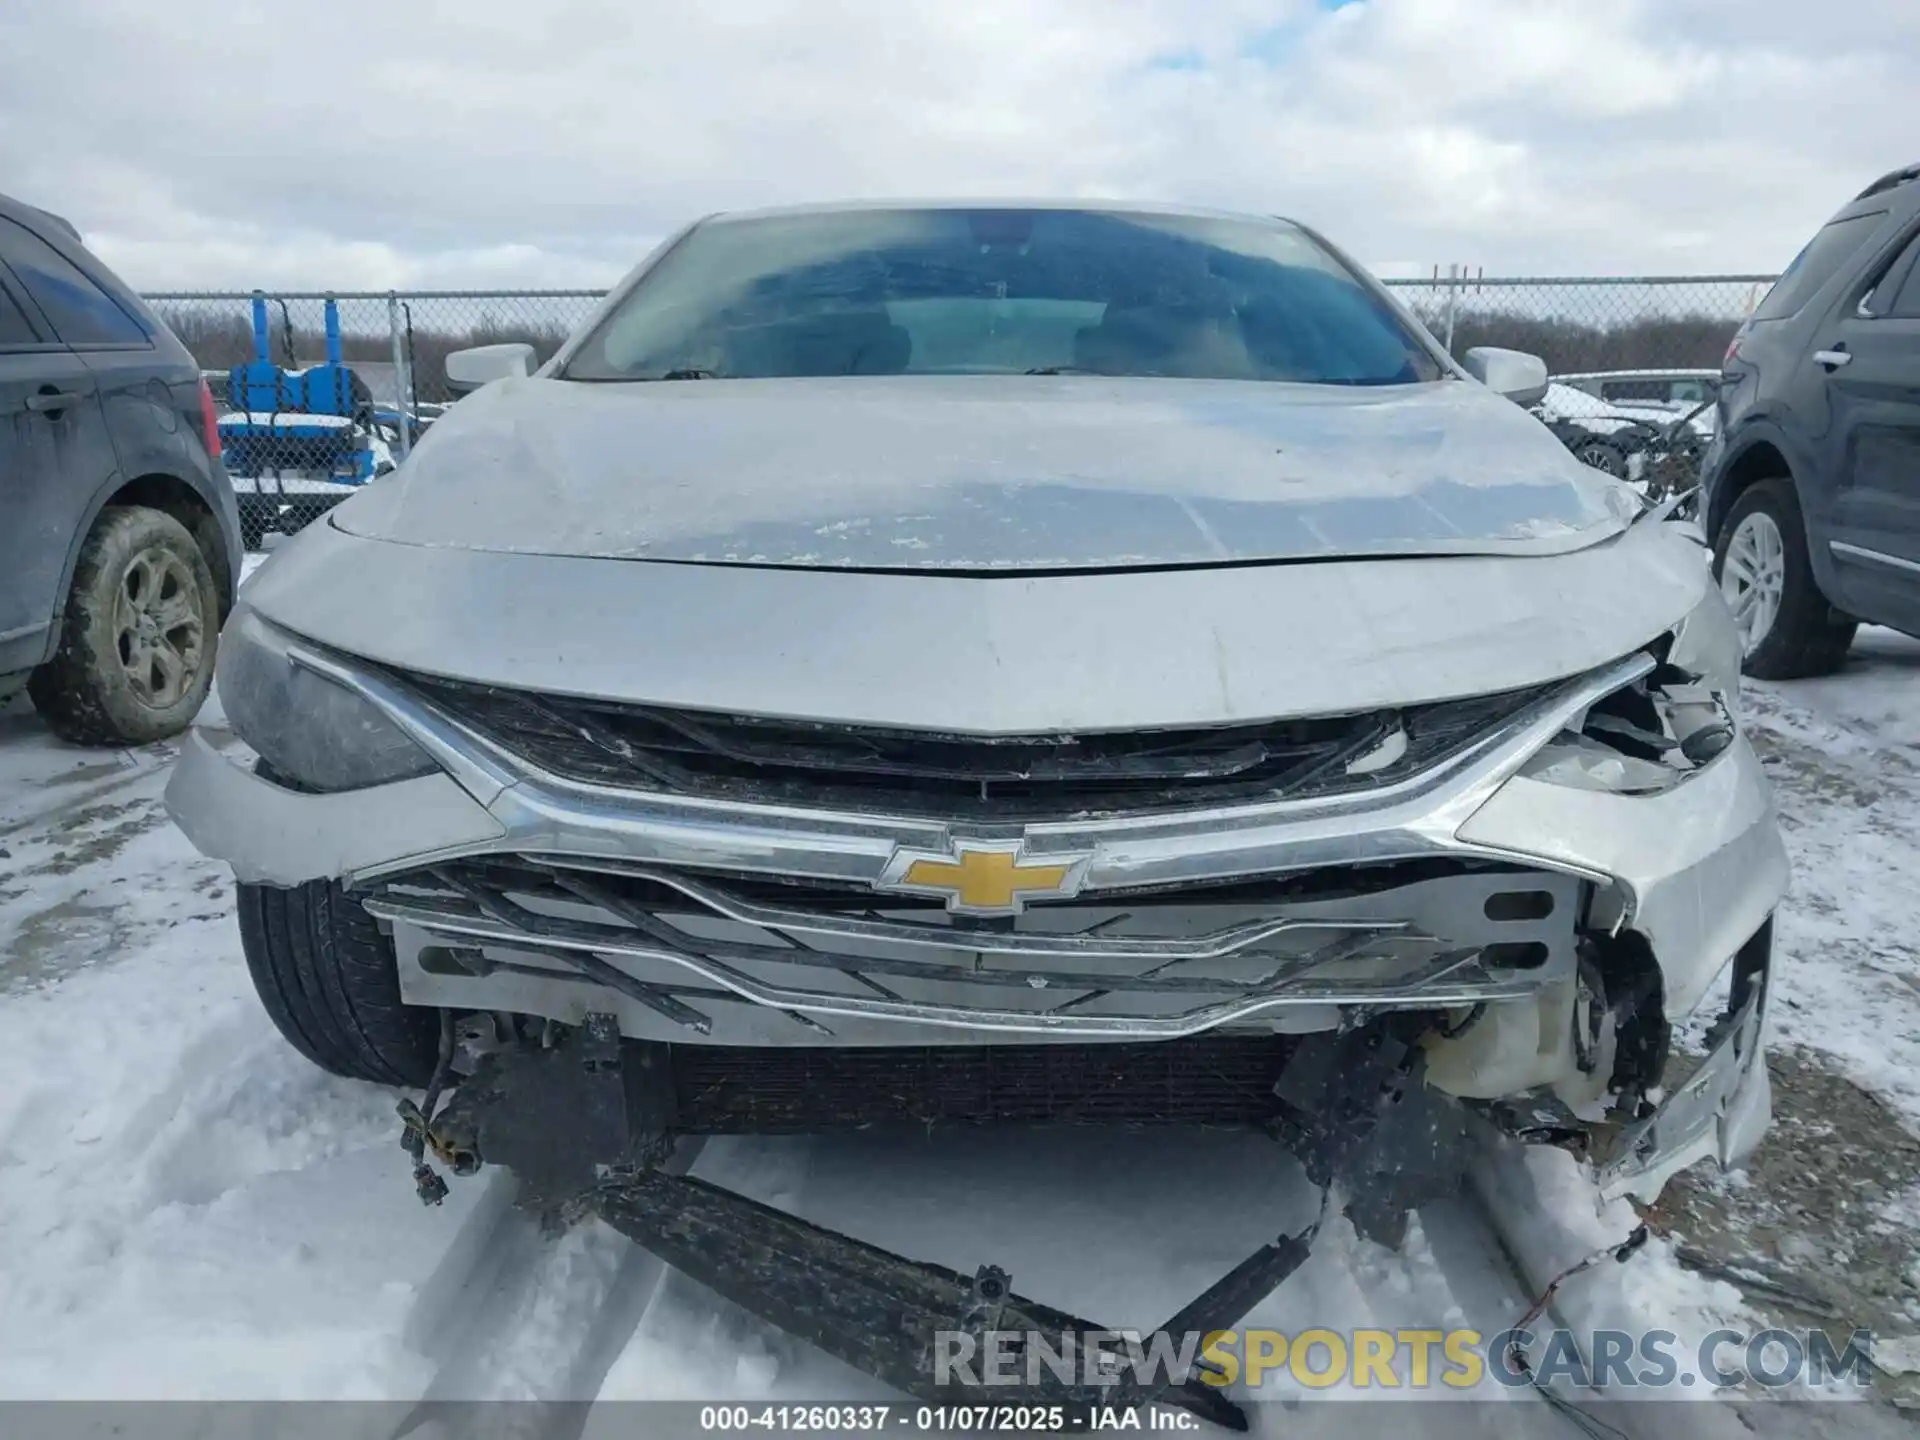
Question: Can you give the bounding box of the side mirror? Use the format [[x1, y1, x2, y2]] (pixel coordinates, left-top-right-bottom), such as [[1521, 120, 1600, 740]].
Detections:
[[1461, 346, 1549, 407], [445, 343, 538, 394]]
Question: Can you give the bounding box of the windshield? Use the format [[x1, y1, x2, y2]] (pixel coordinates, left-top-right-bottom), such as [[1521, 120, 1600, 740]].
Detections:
[[563, 207, 1443, 386]]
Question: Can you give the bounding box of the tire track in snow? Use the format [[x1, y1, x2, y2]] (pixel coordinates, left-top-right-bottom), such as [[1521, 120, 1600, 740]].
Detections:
[[0, 916, 480, 1398], [391, 1141, 706, 1437]]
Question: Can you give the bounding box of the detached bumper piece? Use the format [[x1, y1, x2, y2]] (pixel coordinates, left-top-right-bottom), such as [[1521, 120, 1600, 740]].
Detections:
[[595, 1170, 1276, 1430], [417, 1015, 1444, 1430]]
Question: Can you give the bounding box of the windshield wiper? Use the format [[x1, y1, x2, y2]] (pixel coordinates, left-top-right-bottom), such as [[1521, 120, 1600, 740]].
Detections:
[[644, 368, 721, 381], [1024, 365, 1105, 376]]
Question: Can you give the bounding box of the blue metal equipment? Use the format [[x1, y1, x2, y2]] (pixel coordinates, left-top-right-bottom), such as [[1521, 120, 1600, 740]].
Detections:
[[220, 294, 382, 485], [218, 293, 435, 546]]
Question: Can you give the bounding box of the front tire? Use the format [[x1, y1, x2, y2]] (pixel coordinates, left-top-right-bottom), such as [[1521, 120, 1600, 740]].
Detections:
[[237, 878, 439, 1086], [1712, 477, 1856, 679], [28, 506, 219, 745]]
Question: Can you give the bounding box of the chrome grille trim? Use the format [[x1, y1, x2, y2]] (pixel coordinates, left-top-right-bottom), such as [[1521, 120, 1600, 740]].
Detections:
[[368, 856, 1579, 1041], [367, 892, 1538, 1040], [273, 621, 1653, 896], [534, 856, 1404, 961]]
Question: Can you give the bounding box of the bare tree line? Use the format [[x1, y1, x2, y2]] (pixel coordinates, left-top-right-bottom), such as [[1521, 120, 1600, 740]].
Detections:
[[1416, 309, 1741, 374]]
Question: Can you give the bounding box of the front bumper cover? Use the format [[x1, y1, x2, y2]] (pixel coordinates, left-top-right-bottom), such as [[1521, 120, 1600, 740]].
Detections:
[[166, 636, 1786, 1189], [166, 641, 1786, 1015], [1594, 920, 1774, 1203]]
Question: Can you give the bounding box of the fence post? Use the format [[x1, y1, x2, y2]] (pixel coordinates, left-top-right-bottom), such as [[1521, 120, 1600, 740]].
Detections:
[[1442, 263, 1459, 356], [387, 291, 413, 463]]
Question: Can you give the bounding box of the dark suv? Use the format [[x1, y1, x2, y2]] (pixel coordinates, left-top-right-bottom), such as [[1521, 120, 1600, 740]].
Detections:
[[0, 193, 240, 743], [1703, 162, 1920, 677]]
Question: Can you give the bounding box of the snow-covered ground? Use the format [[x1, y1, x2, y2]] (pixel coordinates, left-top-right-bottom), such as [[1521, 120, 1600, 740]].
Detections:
[[2, 625, 1918, 1436]]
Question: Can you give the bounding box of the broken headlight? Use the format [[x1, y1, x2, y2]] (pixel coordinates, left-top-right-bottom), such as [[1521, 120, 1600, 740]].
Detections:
[[216, 608, 439, 792], [1520, 593, 1740, 796]]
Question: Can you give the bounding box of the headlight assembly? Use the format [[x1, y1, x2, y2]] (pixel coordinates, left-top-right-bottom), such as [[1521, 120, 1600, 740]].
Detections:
[[216, 608, 439, 792], [1519, 591, 1740, 797]]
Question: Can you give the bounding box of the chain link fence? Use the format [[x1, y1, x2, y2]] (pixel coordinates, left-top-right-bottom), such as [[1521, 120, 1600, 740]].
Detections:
[[1387, 272, 1776, 506], [147, 289, 603, 546], [147, 274, 1778, 549]]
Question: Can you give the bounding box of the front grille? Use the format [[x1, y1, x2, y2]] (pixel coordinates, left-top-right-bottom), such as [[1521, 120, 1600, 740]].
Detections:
[[397, 671, 1556, 818], [367, 853, 1579, 1041], [661, 1036, 1295, 1133]]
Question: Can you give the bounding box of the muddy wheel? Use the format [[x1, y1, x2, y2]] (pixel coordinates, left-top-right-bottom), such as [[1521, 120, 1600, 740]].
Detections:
[[27, 506, 219, 745], [1713, 477, 1856, 679], [237, 873, 439, 1087]]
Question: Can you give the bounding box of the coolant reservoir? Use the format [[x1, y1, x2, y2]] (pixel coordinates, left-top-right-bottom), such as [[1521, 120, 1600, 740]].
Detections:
[[1423, 979, 1578, 1100]]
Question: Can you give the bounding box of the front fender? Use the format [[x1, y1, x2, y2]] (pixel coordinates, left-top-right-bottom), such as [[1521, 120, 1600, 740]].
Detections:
[[1702, 417, 1848, 597], [49, 460, 243, 642]]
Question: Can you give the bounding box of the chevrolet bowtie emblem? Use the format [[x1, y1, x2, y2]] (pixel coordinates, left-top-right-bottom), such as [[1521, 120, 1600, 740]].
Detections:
[[878, 841, 1092, 915]]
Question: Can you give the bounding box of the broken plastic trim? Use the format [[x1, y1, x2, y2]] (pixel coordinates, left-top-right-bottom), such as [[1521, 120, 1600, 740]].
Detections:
[[1470, 917, 1772, 1201], [1518, 657, 1736, 797], [411, 1011, 1443, 1429], [592, 1168, 1298, 1429], [1594, 920, 1771, 1200]]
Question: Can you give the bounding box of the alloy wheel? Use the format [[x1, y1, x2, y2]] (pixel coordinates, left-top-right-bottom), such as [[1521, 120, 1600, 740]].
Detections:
[[112, 544, 206, 709], [1720, 511, 1786, 654]]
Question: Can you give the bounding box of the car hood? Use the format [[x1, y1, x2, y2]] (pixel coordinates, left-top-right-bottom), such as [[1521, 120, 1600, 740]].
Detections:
[[245, 514, 1710, 733], [334, 374, 1637, 569]]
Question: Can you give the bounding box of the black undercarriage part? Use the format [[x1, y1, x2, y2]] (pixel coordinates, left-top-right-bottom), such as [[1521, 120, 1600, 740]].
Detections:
[[408, 1013, 1462, 1429], [595, 1168, 1278, 1430]]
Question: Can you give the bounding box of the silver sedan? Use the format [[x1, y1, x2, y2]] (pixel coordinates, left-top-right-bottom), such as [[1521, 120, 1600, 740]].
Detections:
[[166, 201, 1781, 1212]]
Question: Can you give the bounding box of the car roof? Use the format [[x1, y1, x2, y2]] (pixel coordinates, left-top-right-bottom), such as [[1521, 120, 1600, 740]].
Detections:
[[703, 197, 1302, 228], [1855, 163, 1920, 202], [0, 190, 83, 245]]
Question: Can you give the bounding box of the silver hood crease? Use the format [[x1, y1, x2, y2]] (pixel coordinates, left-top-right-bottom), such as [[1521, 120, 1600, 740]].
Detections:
[[335, 373, 1634, 569]]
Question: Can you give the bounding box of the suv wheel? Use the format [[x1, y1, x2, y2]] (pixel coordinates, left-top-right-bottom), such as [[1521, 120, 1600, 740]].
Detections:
[[27, 505, 220, 745], [1712, 478, 1856, 679]]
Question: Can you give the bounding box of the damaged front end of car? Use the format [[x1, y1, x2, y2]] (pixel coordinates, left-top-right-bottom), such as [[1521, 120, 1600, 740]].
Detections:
[[166, 566, 1783, 1425]]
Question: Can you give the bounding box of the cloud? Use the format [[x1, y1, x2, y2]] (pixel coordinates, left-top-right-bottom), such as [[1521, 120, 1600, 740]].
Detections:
[[1, 0, 1914, 289]]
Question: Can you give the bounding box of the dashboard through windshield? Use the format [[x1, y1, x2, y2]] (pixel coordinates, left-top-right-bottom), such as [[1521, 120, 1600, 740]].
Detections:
[[563, 207, 1443, 386]]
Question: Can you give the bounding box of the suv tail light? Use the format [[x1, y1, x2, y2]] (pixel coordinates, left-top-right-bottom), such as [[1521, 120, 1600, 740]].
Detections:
[[197, 377, 222, 460], [1723, 320, 1751, 369]]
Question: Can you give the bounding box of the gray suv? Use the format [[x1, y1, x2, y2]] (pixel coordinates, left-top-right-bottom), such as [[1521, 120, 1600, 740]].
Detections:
[[0, 192, 240, 742], [1703, 162, 1920, 677]]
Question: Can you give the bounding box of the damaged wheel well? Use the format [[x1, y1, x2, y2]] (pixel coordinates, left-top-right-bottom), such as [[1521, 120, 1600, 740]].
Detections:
[[1579, 926, 1670, 1116]]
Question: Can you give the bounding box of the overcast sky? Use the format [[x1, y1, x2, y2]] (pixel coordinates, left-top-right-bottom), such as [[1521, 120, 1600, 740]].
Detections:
[[2, 0, 1914, 291]]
